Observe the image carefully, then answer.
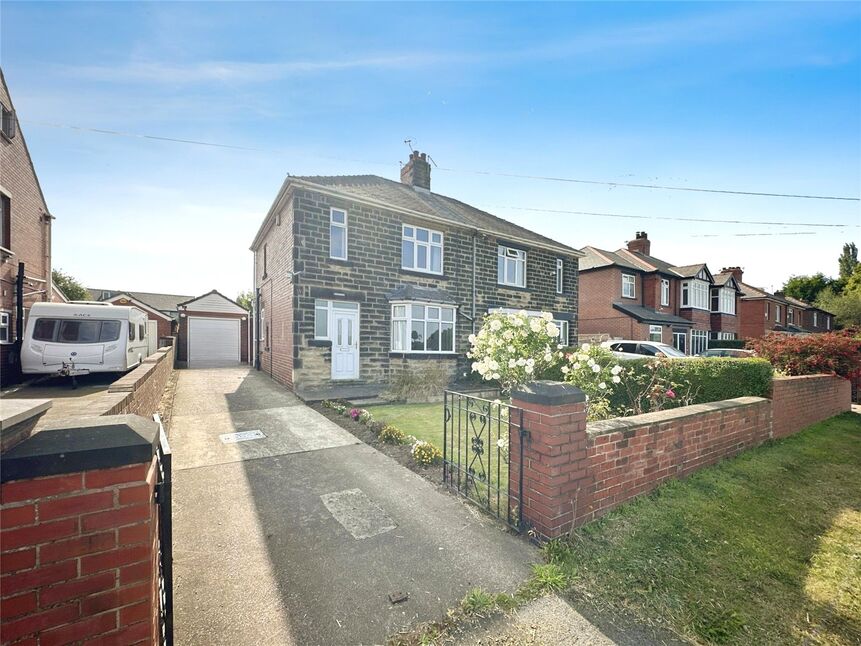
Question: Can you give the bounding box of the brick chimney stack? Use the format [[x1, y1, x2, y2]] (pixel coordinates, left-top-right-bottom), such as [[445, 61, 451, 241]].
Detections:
[[723, 266, 744, 283], [401, 151, 431, 190], [626, 231, 650, 256]]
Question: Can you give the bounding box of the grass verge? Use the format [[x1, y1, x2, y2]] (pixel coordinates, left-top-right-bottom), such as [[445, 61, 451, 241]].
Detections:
[[549, 412, 861, 645]]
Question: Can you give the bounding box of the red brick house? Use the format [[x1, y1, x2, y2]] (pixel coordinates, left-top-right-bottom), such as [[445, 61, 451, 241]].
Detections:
[[736, 273, 834, 339], [0, 70, 54, 384], [579, 232, 740, 354], [781, 295, 834, 333]]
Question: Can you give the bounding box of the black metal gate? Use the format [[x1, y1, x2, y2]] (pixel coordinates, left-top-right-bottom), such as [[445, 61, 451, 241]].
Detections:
[[443, 391, 526, 530], [153, 414, 174, 646]]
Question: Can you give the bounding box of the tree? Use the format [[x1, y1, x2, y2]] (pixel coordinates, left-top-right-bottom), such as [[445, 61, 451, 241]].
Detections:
[[52, 268, 88, 301], [815, 284, 861, 329], [781, 273, 832, 303], [838, 242, 858, 281], [236, 289, 253, 311]]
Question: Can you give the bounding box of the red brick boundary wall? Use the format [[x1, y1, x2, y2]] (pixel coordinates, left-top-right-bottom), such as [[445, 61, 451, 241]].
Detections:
[[106, 345, 175, 418], [771, 375, 851, 439], [512, 375, 851, 540], [1, 416, 161, 645]]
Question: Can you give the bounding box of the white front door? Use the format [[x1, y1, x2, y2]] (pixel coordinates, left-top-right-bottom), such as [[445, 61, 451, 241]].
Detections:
[[331, 310, 359, 380]]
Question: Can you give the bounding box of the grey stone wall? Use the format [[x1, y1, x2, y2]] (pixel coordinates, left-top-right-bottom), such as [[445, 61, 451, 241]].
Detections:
[[289, 187, 579, 390]]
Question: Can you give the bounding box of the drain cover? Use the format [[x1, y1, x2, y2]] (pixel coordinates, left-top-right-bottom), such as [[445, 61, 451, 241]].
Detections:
[[219, 430, 266, 444]]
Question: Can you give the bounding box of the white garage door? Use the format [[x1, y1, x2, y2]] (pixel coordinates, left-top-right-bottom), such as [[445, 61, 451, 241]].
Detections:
[[189, 317, 241, 367]]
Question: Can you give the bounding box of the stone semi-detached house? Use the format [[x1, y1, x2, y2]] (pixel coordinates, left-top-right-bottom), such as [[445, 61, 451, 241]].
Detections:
[[250, 151, 581, 399], [578, 232, 741, 355], [0, 69, 55, 384]]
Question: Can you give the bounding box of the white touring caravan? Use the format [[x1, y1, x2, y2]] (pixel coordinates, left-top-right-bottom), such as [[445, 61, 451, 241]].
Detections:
[[21, 302, 151, 378]]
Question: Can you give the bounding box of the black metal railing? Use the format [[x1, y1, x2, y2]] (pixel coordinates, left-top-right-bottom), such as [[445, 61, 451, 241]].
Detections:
[[153, 414, 174, 646], [443, 391, 526, 529]]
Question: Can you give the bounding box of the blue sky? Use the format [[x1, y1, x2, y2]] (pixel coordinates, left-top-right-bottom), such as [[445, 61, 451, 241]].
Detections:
[[3, 1, 859, 299]]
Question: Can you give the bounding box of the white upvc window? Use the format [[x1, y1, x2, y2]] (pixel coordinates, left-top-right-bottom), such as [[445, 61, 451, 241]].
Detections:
[[391, 302, 455, 353], [775, 304, 781, 322], [329, 208, 348, 260], [649, 325, 662, 342], [813, 311, 818, 327], [0, 311, 10, 343], [660, 279, 670, 306], [827, 316, 831, 330], [314, 299, 359, 340], [622, 273, 636, 299], [497, 246, 526, 287], [764, 302, 769, 319], [691, 329, 708, 355], [787, 307, 794, 325], [711, 287, 736, 315], [718, 332, 736, 340], [556, 259, 564, 294], [681, 280, 709, 310], [402, 224, 443, 274]]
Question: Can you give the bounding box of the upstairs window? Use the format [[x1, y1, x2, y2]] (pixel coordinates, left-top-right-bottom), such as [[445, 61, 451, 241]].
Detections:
[[330, 208, 348, 260], [827, 316, 831, 330], [0, 103, 15, 140], [661, 279, 670, 306], [681, 280, 709, 310], [556, 259, 564, 294], [622, 274, 636, 299], [497, 246, 526, 288], [711, 287, 736, 314], [262, 244, 268, 277], [813, 311, 818, 327], [402, 225, 443, 274]]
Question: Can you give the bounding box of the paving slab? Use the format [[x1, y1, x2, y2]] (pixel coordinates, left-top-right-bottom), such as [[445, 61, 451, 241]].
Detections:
[[171, 367, 538, 646]]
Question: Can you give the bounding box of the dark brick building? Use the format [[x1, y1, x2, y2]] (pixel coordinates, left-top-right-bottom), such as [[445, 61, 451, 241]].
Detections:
[[250, 151, 581, 399], [578, 232, 741, 354], [0, 69, 55, 384]]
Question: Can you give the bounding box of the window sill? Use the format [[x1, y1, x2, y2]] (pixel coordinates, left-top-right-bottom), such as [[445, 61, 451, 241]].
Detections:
[[0, 246, 13, 260], [621, 295, 636, 300], [496, 283, 529, 292], [389, 352, 458, 359], [328, 258, 355, 267], [400, 268, 447, 279]]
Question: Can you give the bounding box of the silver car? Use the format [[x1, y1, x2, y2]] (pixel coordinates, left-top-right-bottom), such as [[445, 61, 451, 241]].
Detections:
[[600, 340, 690, 360]]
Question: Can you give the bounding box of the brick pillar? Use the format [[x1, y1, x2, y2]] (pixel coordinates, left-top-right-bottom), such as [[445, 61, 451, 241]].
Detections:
[[510, 381, 591, 540], [1, 415, 161, 645]]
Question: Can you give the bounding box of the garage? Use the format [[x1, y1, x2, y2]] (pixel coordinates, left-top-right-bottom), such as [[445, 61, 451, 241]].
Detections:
[[176, 290, 250, 368], [189, 317, 240, 366]]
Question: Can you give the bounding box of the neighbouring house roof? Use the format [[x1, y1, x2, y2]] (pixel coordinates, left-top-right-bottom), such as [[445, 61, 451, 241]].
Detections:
[[177, 290, 247, 314], [386, 285, 458, 304], [612, 302, 694, 327], [781, 294, 834, 317], [87, 288, 195, 317], [712, 271, 741, 289], [738, 282, 788, 303], [580, 247, 713, 281], [253, 174, 581, 257]]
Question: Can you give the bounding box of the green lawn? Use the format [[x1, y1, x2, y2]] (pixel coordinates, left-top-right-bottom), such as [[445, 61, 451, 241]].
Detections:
[[549, 412, 861, 645], [365, 402, 444, 446]]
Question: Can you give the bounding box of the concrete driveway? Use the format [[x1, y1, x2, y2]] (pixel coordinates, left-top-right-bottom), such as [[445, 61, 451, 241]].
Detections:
[[170, 367, 537, 646]]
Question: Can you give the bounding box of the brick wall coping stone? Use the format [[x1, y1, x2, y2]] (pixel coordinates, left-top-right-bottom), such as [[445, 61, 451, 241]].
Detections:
[[0, 398, 51, 430], [586, 396, 769, 438], [512, 381, 586, 406], [108, 348, 170, 393], [0, 414, 158, 483]]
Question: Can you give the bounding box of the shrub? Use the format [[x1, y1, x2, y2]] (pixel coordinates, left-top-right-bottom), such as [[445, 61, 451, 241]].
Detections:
[[349, 407, 365, 421], [378, 424, 407, 444], [748, 332, 861, 378], [367, 420, 386, 435], [386, 362, 452, 403], [707, 339, 747, 350], [608, 358, 774, 415], [559, 344, 624, 421], [411, 440, 443, 466], [467, 310, 565, 392]]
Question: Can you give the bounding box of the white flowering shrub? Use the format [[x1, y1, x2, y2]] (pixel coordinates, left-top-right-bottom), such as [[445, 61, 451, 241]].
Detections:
[[560, 343, 624, 421], [467, 311, 564, 393]]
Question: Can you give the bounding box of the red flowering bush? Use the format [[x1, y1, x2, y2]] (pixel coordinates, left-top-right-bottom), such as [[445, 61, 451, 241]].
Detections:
[[748, 332, 861, 378]]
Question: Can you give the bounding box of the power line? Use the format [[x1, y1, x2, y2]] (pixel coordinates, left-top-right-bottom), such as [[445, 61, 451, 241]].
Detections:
[[25, 119, 861, 203], [440, 167, 859, 202], [690, 231, 817, 238], [485, 205, 858, 228]]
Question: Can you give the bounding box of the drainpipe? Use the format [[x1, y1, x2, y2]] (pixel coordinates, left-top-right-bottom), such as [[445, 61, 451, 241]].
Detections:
[[15, 262, 24, 342], [471, 232, 477, 334], [254, 287, 261, 370]]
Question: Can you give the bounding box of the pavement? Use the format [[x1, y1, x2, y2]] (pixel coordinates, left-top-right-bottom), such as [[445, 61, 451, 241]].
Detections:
[[170, 367, 538, 646]]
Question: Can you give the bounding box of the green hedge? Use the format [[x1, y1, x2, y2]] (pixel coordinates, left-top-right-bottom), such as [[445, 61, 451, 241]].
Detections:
[[608, 358, 774, 414], [707, 339, 748, 349]]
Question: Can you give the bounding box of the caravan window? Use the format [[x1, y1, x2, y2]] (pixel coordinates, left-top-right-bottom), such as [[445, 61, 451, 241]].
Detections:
[[139, 324, 145, 340], [32, 318, 121, 343], [129, 323, 136, 341]]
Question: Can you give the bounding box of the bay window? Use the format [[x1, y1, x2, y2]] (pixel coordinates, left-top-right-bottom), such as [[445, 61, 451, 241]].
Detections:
[[681, 280, 709, 310], [711, 287, 736, 315], [391, 302, 455, 353], [402, 224, 443, 274], [497, 246, 526, 287], [690, 329, 708, 355]]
